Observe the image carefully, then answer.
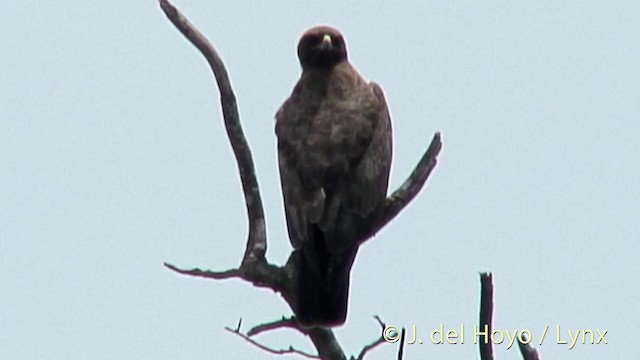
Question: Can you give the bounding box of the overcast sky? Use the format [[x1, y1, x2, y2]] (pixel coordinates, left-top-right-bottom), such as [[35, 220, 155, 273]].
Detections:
[[1, 1, 638, 359]]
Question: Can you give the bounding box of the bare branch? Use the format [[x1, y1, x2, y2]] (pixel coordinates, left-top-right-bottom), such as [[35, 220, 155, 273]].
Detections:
[[353, 316, 388, 360], [226, 325, 320, 359], [247, 316, 299, 337], [159, 0, 266, 264], [362, 132, 442, 242], [164, 262, 242, 280], [479, 272, 494, 360], [164, 260, 290, 296]]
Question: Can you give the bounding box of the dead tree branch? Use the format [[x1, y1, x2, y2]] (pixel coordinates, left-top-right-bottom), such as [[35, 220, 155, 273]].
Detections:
[[479, 273, 494, 360], [163, 262, 241, 280], [158, 0, 266, 265], [479, 273, 543, 360], [247, 316, 299, 337], [226, 323, 320, 359]]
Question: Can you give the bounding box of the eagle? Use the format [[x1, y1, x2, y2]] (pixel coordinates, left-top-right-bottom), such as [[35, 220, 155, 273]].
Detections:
[[276, 25, 393, 327]]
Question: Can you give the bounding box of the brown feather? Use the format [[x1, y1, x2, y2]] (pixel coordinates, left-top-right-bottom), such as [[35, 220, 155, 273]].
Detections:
[[276, 26, 392, 326]]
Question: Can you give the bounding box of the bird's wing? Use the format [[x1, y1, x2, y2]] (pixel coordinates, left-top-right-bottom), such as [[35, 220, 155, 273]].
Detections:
[[320, 82, 393, 252], [276, 94, 325, 250], [342, 82, 393, 215]]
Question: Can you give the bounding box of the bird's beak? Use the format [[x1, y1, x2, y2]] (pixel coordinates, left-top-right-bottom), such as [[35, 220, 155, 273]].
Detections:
[[320, 34, 333, 50]]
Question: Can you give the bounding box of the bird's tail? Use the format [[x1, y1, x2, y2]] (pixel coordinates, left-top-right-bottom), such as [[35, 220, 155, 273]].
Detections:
[[295, 228, 359, 327]]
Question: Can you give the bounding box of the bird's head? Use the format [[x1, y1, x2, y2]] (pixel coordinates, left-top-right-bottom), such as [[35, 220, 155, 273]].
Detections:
[[297, 25, 348, 70]]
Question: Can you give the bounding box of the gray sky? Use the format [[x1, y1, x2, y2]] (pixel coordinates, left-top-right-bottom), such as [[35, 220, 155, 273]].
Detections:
[[1, 1, 638, 359]]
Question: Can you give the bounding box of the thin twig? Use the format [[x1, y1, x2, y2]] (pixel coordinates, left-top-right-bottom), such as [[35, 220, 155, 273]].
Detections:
[[479, 273, 494, 360], [225, 326, 320, 359], [247, 316, 299, 337], [164, 262, 242, 280]]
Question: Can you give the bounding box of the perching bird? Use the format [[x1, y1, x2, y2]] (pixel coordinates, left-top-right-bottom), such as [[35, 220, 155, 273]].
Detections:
[[276, 25, 393, 327]]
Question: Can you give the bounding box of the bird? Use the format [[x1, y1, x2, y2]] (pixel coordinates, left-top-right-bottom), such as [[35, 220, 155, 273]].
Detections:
[[275, 25, 393, 327]]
